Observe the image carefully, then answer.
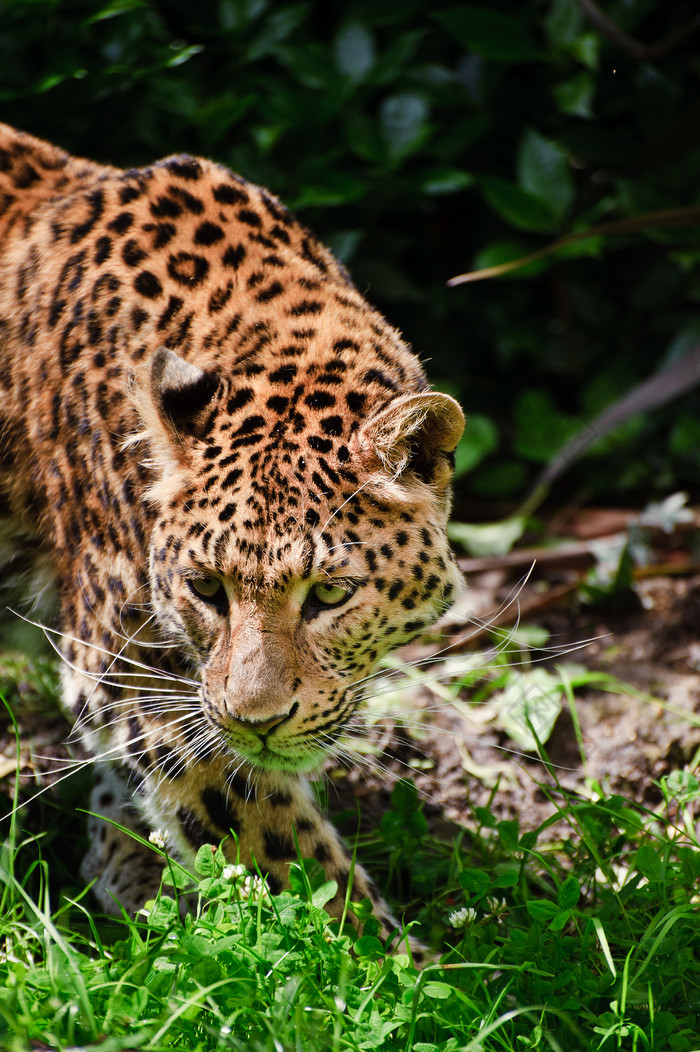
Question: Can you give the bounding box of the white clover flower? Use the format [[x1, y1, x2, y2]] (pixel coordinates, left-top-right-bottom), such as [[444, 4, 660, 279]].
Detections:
[[222, 864, 248, 881], [449, 906, 477, 929], [240, 874, 268, 898], [485, 896, 507, 914], [148, 829, 168, 849]]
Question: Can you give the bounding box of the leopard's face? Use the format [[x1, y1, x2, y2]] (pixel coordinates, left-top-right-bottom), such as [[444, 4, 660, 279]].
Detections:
[[143, 350, 464, 773]]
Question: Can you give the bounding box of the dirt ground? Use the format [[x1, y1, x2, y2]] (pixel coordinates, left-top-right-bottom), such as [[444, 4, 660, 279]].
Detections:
[[331, 569, 700, 836], [2, 568, 700, 851]]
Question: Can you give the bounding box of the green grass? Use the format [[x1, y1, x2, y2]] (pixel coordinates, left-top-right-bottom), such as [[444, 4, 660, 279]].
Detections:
[[2, 651, 700, 1051]]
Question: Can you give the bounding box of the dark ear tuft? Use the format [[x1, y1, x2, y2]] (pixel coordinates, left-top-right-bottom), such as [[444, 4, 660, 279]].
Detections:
[[150, 347, 219, 434]]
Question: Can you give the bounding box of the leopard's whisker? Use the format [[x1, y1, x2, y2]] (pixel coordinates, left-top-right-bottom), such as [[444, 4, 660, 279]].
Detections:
[[76, 576, 160, 651], [37, 710, 199, 769], [11, 611, 201, 687], [320, 480, 372, 533], [1, 755, 102, 818], [353, 620, 598, 693], [356, 641, 596, 702], [223, 757, 260, 802], [5, 710, 200, 819], [117, 584, 175, 646], [9, 609, 155, 666], [340, 721, 576, 771], [70, 670, 199, 692], [75, 702, 203, 735]]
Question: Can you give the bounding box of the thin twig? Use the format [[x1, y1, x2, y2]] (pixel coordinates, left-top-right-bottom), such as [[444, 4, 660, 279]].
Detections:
[[577, 0, 700, 60]]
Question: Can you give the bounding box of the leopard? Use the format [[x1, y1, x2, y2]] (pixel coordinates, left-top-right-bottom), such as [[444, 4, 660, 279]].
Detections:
[[0, 123, 464, 956]]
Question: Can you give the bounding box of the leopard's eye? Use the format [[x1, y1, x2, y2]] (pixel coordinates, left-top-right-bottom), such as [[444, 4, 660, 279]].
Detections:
[[310, 582, 354, 608], [189, 576, 226, 609]]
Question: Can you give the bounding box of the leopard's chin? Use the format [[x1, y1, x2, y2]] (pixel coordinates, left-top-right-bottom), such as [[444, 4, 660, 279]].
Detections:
[[225, 736, 327, 775]]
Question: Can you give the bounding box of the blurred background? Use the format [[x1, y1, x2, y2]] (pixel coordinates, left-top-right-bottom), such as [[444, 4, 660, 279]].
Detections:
[[2, 0, 700, 517]]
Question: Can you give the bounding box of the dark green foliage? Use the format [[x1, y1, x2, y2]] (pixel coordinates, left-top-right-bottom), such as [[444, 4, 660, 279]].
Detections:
[[2, 0, 700, 504]]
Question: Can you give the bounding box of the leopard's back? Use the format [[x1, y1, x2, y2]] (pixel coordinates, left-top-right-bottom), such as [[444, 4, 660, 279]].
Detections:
[[0, 123, 429, 554]]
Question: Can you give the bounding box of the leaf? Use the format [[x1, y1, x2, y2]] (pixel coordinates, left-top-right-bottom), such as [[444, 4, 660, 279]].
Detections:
[[453, 414, 498, 476], [569, 32, 600, 69], [638, 492, 694, 534], [497, 821, 520, 851], [165, 44, 204, 69], [670, 415, 700, 456], [380, 92, 430, 159], [636, 845, 662, 881], [143, 896, 179, 930], [391, 778, 419, 812], [448, 516, 526, 557], [518, 128, 574, 222], [468, 460, 528, 500], [193, 844, 220, 877], [83, 0, 146, 24], [311, 879, 338, 909], [354, 935, 384, 959], [493, 869, 519, 888], [190, 957, 222, 985], [558, 875, 580, 910], [459, 868, 490, 895], [479, 176, 555, 233], [160, 863, 195, 891], [245, 4, 311, 61], [334, 23, 375, 80], [514, 388, 580, 463], [421, 168, 474, 196], [292, 171, 367, 209], [543, 0, 584, 48], [526, 899, 560, 923], [548, 910, 570, 932], [350, 897, 375, 923], [494, 669, 563, 751], [554, 72, 594, 118], [288, 858, 327, 898], [663, 770, 700, 798], [475, 806, 497, 828], [434, 7, 541, 63], [422, 981, 453, 999]]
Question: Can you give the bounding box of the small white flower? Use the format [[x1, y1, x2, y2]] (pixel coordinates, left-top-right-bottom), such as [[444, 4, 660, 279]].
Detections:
[[485, 896, 507, 914], [449, 906, 477, 929], [222, 864, 247, 881], [240, 874, 268, 898], [148, 829, 168, 849]]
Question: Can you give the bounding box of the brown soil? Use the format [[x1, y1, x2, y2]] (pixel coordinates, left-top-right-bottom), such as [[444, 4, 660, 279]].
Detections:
[[331, 572, 700, 836]]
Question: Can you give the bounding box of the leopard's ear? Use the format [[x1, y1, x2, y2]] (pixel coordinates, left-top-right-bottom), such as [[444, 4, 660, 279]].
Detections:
[[357, 392, 464, 493], [148, 346, 219, 438], [128, 347, 220, 478]]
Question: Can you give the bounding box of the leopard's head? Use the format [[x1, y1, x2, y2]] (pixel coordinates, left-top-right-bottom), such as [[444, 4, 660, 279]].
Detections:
[[134, 346, 464, 773]]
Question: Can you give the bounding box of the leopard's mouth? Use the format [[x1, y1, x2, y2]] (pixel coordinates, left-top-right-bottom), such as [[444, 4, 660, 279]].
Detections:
[[202, 713, 328, 774], [201, 696, 348, 774]]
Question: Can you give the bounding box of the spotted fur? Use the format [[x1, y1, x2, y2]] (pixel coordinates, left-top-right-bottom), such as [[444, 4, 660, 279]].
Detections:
[[0, 124, 464, 949]]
